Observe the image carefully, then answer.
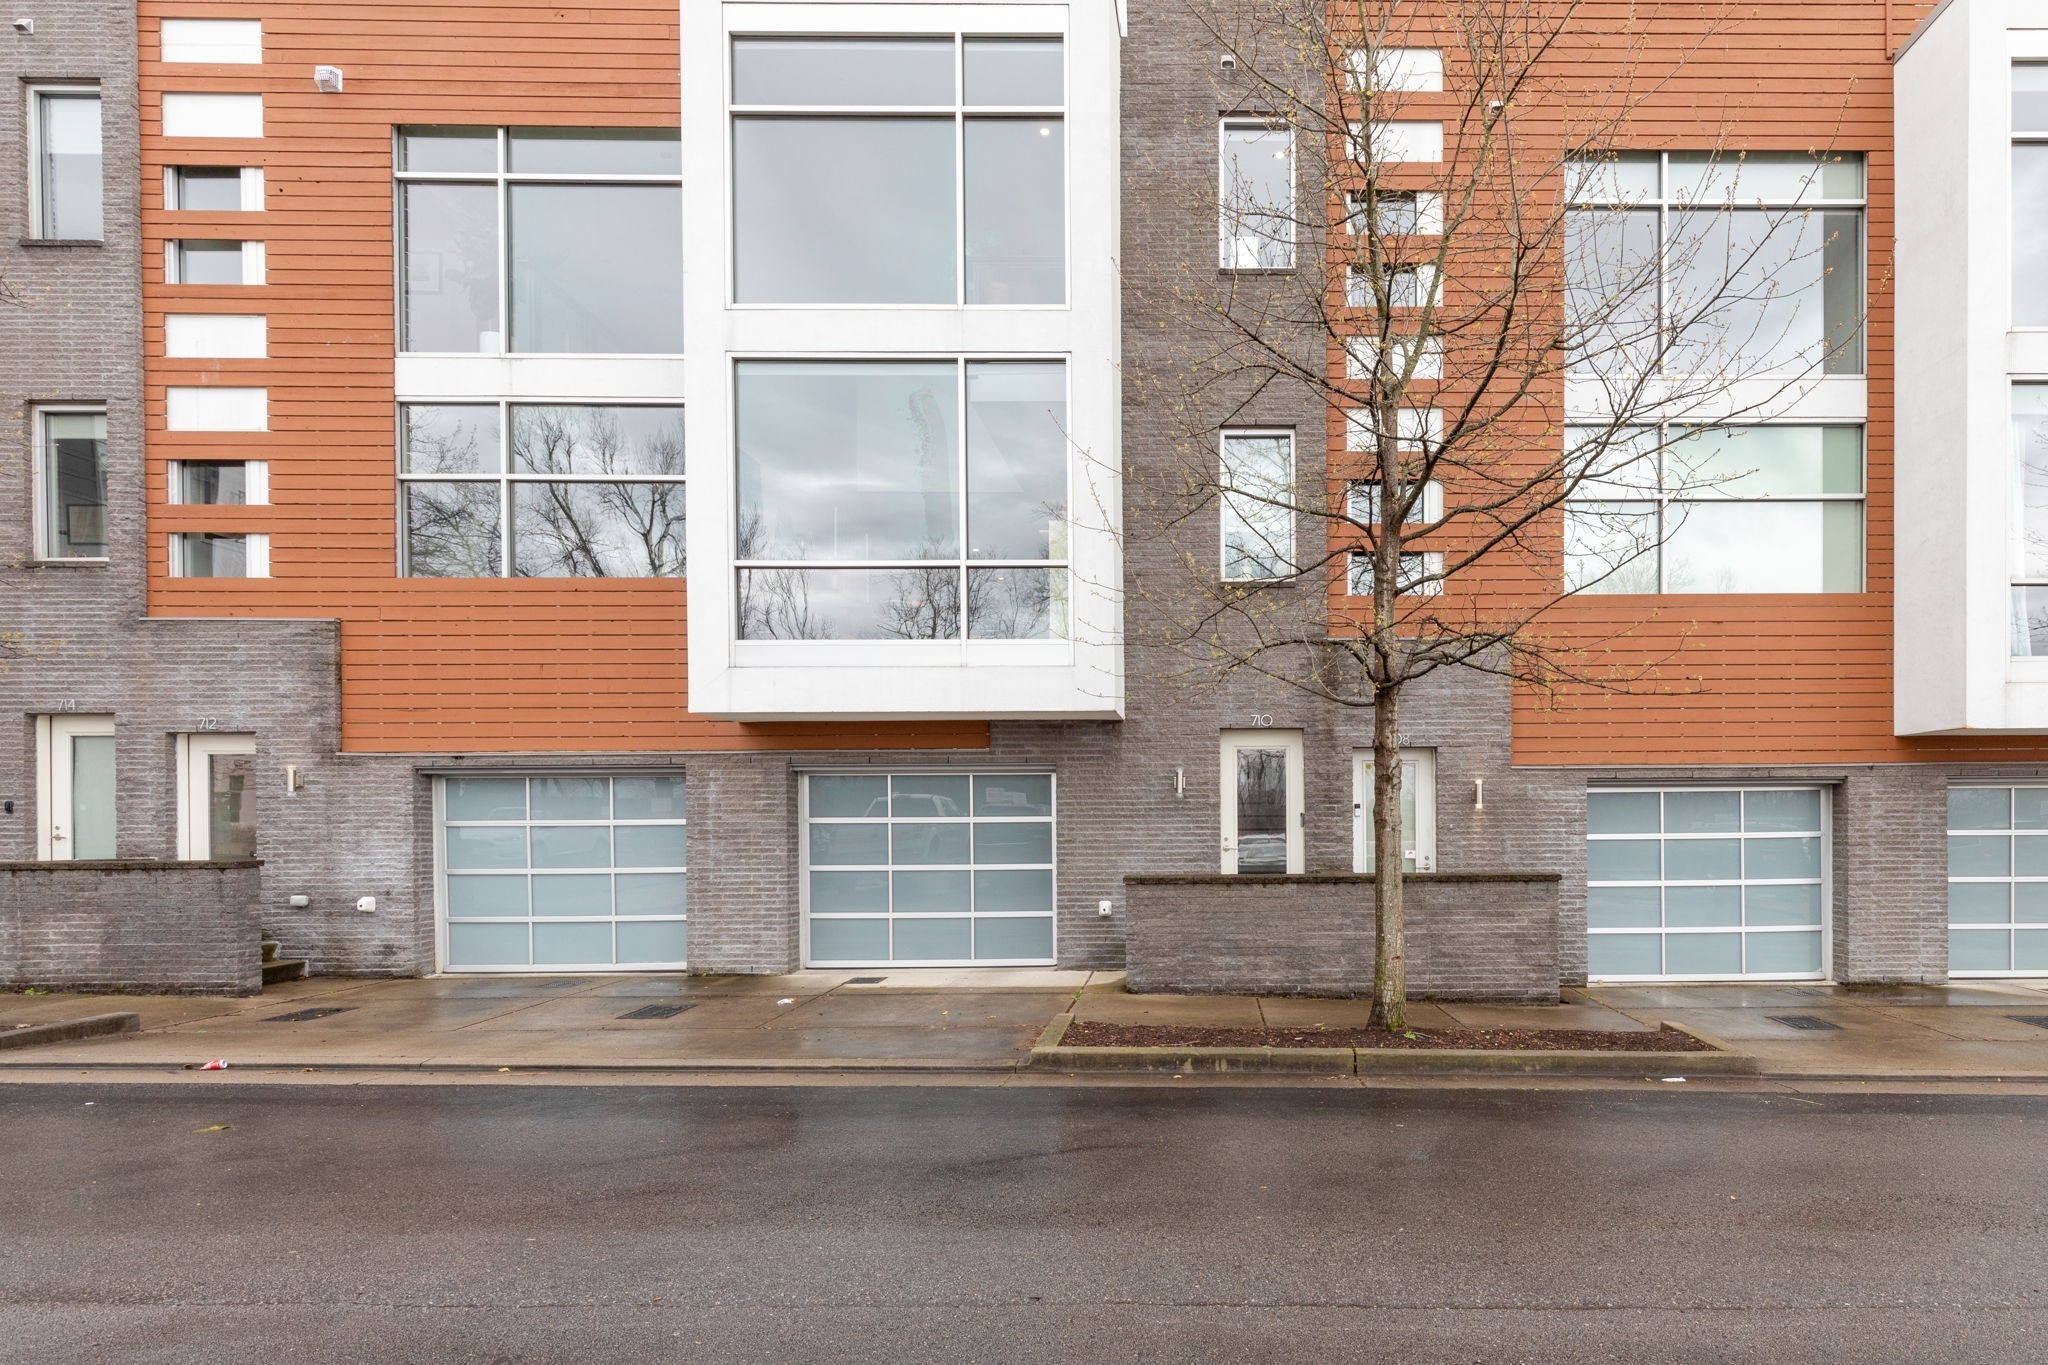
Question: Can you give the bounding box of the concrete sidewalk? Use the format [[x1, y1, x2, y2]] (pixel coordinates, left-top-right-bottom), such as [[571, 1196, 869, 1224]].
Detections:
[[11, 973, 2048, 1080]]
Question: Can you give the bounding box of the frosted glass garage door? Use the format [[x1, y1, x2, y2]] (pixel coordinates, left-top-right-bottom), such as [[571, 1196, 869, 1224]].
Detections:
[[1587, 787, 1828, 981], [440, 774, 687, 971], [804, 772, 1056, 967], [1947, 785, 2048, 976]]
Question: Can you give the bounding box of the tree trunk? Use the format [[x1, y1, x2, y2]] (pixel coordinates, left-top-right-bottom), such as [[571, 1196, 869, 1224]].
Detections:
[[1369, 684, 1407, 1031]]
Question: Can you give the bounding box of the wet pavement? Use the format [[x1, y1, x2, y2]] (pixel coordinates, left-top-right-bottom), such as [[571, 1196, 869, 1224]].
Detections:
[[13, 974, 2048, 1079], [6, 1082, 2048, 1362]]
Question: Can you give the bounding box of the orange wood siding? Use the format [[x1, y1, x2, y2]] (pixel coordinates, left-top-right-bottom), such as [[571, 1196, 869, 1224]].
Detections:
[[1331, 0, 2043, 767], [137, 1, 987, 754]]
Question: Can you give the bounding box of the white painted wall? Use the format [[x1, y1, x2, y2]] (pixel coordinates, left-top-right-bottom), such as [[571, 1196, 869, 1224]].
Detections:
[[1895, 0, 2048, 732]]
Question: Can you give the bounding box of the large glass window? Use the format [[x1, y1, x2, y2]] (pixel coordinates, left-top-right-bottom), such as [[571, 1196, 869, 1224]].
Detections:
[[30, 87, 101, 240], [1565, 152, 1864, 376], [736, 359, 1068, 640], [731, 36, 1066, 305], [2014, 386, 2048, 655], [1220, 121, 1294, 269], [441, 773, 688, 970], [804, 772, 1055, 966], [2015, 67, 2048, 326], [400, 403, 685, 578], [1564, 424, 1864, 594], [1588, 787, 1828, 980], [396, 127, 682, 354], [1219, 431, 1295, 580], [1948, 785, 2048, 975], [36, 409, 107, 560]]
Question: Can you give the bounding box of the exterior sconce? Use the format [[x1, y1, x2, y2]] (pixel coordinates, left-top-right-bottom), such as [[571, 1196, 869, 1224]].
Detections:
[[1474, 778, 1485, 811]]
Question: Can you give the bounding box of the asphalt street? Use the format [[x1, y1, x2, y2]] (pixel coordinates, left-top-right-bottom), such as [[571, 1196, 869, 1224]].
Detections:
[[4, 1082, 2048, 1363]]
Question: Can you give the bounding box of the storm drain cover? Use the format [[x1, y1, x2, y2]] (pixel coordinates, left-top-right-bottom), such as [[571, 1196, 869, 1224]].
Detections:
[[846, 976, 887, 985], [618, 1003, 694, 1020], [1766, 1013, 1841, 1032], [2010, 1016, 2048, 1031], [538, 980, 581, 990], [264, 1007, 355, 1023]]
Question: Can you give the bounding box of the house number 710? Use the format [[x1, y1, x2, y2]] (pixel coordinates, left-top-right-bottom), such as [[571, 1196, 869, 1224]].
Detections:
[[1248, 714, 1273, 727]]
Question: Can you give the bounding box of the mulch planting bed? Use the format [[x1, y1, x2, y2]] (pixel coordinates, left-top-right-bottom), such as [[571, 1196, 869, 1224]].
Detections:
[[1059, 1021, 1714, 1052]]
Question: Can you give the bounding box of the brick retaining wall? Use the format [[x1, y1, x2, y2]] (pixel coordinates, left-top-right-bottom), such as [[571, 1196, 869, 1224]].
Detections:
[[0, 861, 262, 995], [1124, 873, 1562, 1002]]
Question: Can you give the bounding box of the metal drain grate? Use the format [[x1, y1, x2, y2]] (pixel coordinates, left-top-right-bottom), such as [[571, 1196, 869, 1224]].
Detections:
[[1766, 1013, 1841, 1031], [537, 979, 581, 990], [846, 976, 887, 985], [617, 1003, 694, 1020], [264, 1007, 355, 1023], [2010, 1015, 2048, 1031]]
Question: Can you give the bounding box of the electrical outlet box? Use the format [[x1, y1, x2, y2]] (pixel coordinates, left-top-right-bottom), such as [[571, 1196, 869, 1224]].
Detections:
[[356, 895, 377, 913], [1097, 898, 1113, 918]]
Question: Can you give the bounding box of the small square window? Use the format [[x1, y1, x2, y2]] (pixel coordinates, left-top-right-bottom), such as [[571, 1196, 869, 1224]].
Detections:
[[171, 532, 268, 578], [170, 460, 266, 506], [1348, 550, 1443, 597], [169, 166, 259, 211], [168, 239, 263, 285]]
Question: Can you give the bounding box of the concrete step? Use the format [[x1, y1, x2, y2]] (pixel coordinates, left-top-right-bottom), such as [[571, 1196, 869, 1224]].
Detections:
[[262, 957, 307, 986]]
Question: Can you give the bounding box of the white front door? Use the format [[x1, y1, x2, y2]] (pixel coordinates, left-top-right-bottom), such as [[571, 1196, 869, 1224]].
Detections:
[[1221, 730, 1304, 874], [38, 714, 116, 860], [1354, 748, 1437, 873], [178, 733, 258, 860]]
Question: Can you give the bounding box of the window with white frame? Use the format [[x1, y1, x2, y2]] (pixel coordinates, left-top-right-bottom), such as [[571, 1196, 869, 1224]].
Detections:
[[2012, 386, 2048, 655], [167, 165, 262, 211], [1563, 424, 1864, 594], [1345, 46, 1443, 93], [1219, 431, 1294, 581], [1220, 119, 1294, 269], [1348, 479, 1441, 527], [171, 531, 267, 577], [396, 126, 682, 354], [1588, 786, 1828, 980], [1347, 189, 1444, 238], [1948, 785, 2048, 974], [804, 771, 1055, 966], [166, 238, 264, 285], [1347, 551, 1442, 598], [735, 359, 1069, 640], [1564, 151, 1865, 376], [2015, 66, 2048, 326], [35, 408, 107, 560], [169, 460, 267, 505], [1348, 262, 1438, 310], [29, 86, 101, 240], [731, 35, 1066, 305], [400, 403, 685, 578]]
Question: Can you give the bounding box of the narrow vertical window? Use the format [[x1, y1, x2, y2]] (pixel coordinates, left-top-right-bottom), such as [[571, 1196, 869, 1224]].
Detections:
[[2017, 65, 2048, 326], [31, 88, 102, 240], [1219, 431, 1294, 580], [2014, 385, 2048, 654], [36, 409, 108, 560], [1220, 121, 1294, 269]]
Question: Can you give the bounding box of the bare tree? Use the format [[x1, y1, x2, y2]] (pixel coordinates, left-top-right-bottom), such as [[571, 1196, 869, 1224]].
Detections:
[[1147, 0, 1864, 1027]]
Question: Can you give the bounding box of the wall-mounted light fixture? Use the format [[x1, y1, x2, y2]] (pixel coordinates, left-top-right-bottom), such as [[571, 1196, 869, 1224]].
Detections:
[[284, 763, 305, 794], [1474, 778, 1485, 811], [1173, 767, 1185, 799], [313, 65, 344, 93]]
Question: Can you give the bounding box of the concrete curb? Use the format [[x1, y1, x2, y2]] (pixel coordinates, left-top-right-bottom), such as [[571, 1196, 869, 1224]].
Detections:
[[1026, 1013, 1761, 1077], [0, 1013, 141, 1051]]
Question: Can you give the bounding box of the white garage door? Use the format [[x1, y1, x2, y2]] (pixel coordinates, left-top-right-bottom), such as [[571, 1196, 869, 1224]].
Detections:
[[1587, 786, 1828, 981], [803, 771, 1056, 967], [438, 773, 688, 971]]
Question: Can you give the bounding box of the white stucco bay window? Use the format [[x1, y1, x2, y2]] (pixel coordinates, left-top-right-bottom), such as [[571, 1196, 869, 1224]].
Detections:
[[1896, 0, 2048, 733], [683, 1, 1122, 720]]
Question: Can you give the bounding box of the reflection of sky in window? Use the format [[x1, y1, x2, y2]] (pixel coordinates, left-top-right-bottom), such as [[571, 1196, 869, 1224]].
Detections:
[[738, 363, 960, 561]]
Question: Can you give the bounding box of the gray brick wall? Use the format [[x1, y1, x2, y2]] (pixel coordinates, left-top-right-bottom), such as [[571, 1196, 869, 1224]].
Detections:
[[1123, 873, 1561, 1002], [0, 859, 261, 994]]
